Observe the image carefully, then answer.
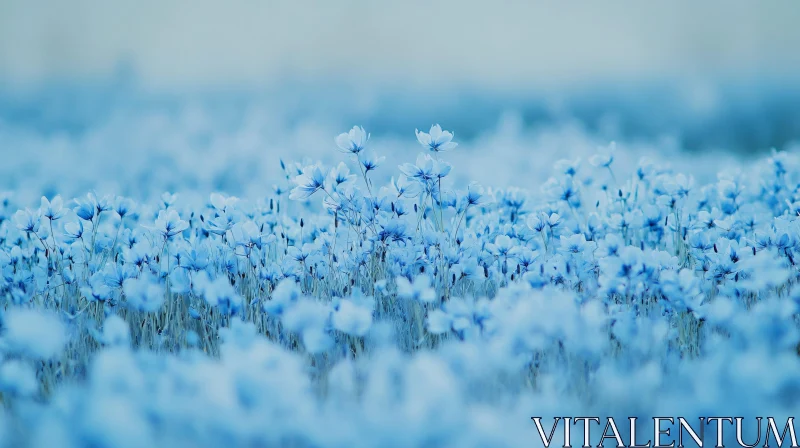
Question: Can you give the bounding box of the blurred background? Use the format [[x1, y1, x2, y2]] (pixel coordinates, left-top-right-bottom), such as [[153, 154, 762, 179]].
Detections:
[[1, 1, 800, 201]]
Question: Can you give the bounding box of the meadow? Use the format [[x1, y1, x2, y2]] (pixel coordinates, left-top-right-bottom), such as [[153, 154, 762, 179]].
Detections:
[[0, 89, 798, 447]]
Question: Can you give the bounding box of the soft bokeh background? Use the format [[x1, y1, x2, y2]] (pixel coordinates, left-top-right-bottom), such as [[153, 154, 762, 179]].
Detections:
[[1, 1, 800, 201], [3, 1, 800, 87]]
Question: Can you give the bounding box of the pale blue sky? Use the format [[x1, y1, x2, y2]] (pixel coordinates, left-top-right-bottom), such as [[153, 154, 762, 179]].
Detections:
[[1, 0, 798, 89]]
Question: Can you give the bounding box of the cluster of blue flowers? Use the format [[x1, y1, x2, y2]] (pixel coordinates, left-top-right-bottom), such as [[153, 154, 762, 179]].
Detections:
[[0, 123, 798, 446]]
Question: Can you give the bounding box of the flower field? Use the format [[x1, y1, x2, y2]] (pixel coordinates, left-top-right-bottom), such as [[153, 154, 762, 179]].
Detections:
[[0, 98, 799, 446]]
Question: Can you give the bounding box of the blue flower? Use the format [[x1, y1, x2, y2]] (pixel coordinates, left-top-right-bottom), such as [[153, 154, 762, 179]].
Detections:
[[391, 176, 421, 198], [209, 193, 239, 212], [462, 183, 486, 208], [13, 209, 41, 234], [231, 221, 264, 251], [335, 125, 369, 155], [40, 196, 65, 221], [205, 210, 236, 236], [114, 197, 135, 219], [399, 153, 451, 187], [102, 262, 134, 289], [81, 273, 112, 302], [332, 299, 373, 337], [492, 234, 519, 257], [327, 162, 356, 191], [589, 142, 616, 168], [527, 214, 547, 233], [396, 275, 436, 303], [377, 220, 408, 244], [452, 257, 486, 281], [415, 124, 457, 152], [359, 152, 385, 173], [290, 164, 326, 200], [558, 233, 594, 255], [150, 209, 189, 241], [64, 220, 85, 240], [263, 278, 301, 316], [123, 275, 165, 313], [597, 234, 624, 257], [73, 194, 97, 221], [180, 244, 210, 272], [197, 273, 243, 316], [554, 158, 581, 177]]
